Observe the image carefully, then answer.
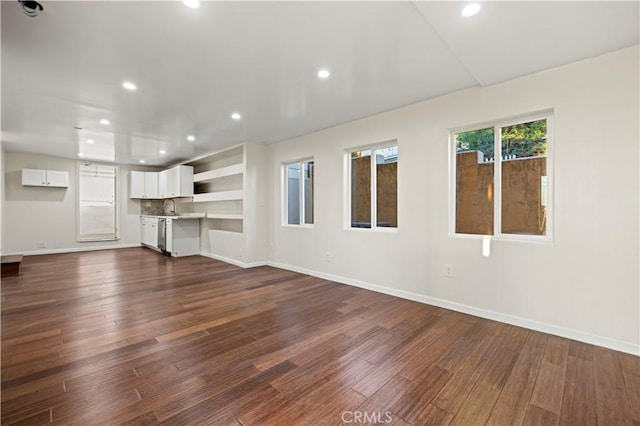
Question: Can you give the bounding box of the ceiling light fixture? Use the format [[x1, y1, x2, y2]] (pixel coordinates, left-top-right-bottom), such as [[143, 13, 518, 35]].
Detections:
[[182, 0, 200, 8], [159, 150, 166, 154], [100, 119, 110, 125], [19, 0, 43, 17], [139, 160, 145, 164], [187, 135, 195, 141], [78, 153, 84, 157], [317, 69, 330, 79], [86, 139, 95, 144], [231, 113, 241, 120], [461, 3, 481, 17], [122, 81, 137, 91]]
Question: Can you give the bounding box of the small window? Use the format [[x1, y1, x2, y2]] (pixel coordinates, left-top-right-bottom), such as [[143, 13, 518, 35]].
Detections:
[[78, 162, 119, 241], [453, 115, 551, 240], [349, 144, 397, 229], [284, 159, 314, 225]]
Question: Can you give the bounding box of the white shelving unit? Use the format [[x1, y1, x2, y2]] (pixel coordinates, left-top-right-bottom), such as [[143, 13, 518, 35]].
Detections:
[[192, 190, 244, 203], [186, 144, 245, 227], [193, 163, 244, 183], [184, 142, 268, 266]]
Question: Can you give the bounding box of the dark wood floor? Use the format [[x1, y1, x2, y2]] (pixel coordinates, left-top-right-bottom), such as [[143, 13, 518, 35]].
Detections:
[[1, 248, 638, 425]]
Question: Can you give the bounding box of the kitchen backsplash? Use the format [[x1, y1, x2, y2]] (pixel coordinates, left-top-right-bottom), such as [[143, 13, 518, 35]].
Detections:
[[140, 200, 165, 215]]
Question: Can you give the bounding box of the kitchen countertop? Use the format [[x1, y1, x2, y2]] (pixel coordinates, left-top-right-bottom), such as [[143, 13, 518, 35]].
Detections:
[[141, 214, 205, 219]]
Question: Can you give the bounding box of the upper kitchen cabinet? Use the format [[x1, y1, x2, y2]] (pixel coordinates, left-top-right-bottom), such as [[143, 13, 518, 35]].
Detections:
[[130, 171, 159, 199], [22, 169, 69, 187], [159, 165, 194, 199]]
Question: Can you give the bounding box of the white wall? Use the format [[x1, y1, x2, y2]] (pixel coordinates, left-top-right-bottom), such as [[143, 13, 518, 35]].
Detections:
[[268, 46, 640, 354], [0, 144, 5, 253], [2, 152, 147, 254]]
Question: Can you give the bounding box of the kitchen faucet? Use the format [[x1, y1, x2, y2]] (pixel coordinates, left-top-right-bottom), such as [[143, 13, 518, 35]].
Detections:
[[163, 198, 176, 215]]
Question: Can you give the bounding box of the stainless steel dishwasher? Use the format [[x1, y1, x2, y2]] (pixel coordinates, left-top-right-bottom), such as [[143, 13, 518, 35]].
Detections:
[[157, 218, 166, 252]]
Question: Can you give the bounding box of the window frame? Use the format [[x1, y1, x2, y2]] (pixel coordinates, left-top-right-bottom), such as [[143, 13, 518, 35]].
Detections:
[[282, 157, 315, 228], [345, 140, 398, 232], [449, 111, 554, 243], [76, 161, 120, 242]]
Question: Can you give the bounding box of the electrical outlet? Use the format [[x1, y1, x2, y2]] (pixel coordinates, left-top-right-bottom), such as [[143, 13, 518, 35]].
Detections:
[[37, 241, 46, 249], [444, 264, 454, 278], [325, 252, 332, 262]]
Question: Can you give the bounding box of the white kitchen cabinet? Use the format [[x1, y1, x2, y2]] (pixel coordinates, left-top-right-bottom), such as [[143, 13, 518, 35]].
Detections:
[[130, 171, 159, 199], [140, 217, 159, 248], [165, 218, 199, 257], [158, 165, 193, 198], [22, 169, 69, 187]]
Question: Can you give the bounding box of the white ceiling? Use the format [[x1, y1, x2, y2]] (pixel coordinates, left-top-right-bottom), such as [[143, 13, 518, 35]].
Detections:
[[2, 1, 638, 166]]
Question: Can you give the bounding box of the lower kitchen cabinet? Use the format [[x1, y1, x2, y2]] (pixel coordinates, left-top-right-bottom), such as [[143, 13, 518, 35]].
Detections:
[[140, 217, 159, 249], [165, 218, 200, 257]]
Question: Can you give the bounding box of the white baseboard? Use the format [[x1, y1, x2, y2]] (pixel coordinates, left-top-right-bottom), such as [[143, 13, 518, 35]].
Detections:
[[5, 243, 143, 256], [267, 261, 640, 356], [199, 251, 267, 269]]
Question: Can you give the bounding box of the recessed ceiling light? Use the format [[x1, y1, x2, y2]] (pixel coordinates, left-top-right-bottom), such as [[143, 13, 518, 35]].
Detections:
[[187, 135, 195, 141], [182, 0, 200, 8], [122, 81, 137, 91], [86, 139, 95, 144], [139, 160, 145, 164], [461, 3, 480, 17], [78, 153, 84, 157], [231, 113, 241, 120], [159, 150, 166, 154], [100, 119, 110, 125], [317, 69, 330, 79]]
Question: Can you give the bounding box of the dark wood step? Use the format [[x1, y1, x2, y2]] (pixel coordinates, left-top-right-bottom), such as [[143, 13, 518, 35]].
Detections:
[[1, 255, 23, 276]]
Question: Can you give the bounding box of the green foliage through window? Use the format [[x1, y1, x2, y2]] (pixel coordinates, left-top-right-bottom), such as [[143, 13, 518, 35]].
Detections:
[[456, 119, 547, 160]]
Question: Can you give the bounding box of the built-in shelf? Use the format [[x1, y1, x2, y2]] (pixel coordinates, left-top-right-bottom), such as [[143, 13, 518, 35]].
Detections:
[[192, 189, 244, 203], [182, 142, 267, 265], [205, 213, 243, 220], [193, 163, 244, 183]]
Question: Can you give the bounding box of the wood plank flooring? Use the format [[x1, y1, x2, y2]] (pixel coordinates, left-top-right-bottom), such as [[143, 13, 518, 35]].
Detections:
[[1, 247, 638, 425]]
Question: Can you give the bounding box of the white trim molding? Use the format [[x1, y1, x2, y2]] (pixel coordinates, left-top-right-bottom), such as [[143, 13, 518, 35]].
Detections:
[[267, 260, 640, 356], [7, 243, 142, 257], [199, 251, 267, 269]]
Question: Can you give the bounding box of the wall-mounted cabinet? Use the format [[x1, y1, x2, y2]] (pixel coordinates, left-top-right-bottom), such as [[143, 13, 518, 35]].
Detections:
[[159, 165, 193, 199], [130, 171, 158, 199], [22, 169, 68, 187], [130, 165, 193, 199]]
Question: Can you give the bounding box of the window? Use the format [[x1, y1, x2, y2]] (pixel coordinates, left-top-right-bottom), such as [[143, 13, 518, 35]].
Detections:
[[452, 114, 552, 240], [285, 159, 314, 225], [349, 143, 397, 229], [77, 162, 119, 241]]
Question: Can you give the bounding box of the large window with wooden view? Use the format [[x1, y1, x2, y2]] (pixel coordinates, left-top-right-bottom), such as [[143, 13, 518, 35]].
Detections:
[[349, 143, 398, 229], [453, 114, 552, 240]]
